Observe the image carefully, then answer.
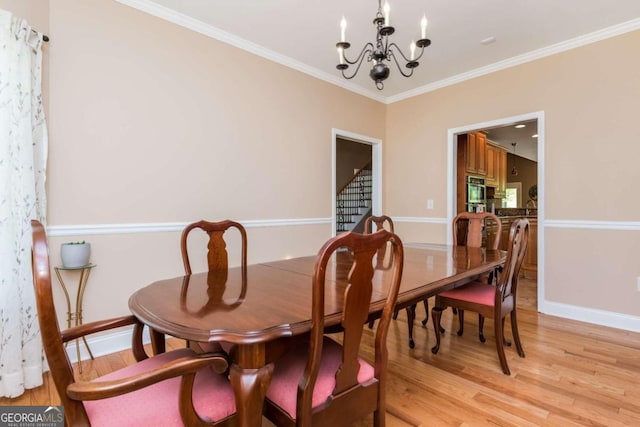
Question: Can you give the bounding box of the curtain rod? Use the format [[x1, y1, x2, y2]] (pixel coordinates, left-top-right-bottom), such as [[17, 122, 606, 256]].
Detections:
[[31, 28, 49, 42]]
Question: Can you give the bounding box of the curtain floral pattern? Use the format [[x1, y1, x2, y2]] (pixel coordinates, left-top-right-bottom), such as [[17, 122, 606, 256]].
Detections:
[[0, 9, 48, 398]]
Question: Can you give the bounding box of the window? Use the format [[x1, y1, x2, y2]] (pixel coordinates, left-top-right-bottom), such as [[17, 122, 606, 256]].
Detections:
[[505, 182, 522, 208]]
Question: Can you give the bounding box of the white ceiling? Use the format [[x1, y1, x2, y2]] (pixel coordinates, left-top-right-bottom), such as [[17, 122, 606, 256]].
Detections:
[[484, 119, 538, 162], [119, 0, 640, 102]]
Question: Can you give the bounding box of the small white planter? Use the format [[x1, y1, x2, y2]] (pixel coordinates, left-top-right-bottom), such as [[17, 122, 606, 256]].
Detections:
[[60, 242, 91, 268]]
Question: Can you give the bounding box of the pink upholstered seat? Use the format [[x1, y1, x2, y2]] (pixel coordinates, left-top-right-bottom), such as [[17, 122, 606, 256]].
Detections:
[[437, 281, 495, 306], [266, 337, 374, 418], [84, 348, 236, 426]]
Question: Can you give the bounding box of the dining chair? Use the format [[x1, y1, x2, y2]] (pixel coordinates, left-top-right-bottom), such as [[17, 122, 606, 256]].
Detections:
[[180, 219, 247, 352], [263, 229, 404, 427], [30, 220, 237, 426], [364, 215, 402, 328], [399, 212, 502, 348], [181, 219, 247, 276], [438, 212, 503, 332], [430, 218, 529, 375]]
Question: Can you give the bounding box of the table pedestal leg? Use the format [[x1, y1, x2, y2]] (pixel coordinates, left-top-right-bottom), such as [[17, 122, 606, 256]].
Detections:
[[229, 362, 273, 427]]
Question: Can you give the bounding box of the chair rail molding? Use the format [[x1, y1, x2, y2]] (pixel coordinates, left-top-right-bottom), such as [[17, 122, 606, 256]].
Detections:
[[47, 218, 332, 237]]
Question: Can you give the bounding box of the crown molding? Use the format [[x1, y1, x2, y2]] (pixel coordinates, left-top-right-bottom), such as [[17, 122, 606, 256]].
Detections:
[[114, 0, 386, 103], [115, 1, 640, 104], [387, 17, 640, 103]]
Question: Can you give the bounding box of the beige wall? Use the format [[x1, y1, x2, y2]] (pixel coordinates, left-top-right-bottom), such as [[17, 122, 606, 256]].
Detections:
[[506, 154, 537, 207], [387, 30, 640, 320], [6, 0, 640, 330], [7, 0, 385, 323]]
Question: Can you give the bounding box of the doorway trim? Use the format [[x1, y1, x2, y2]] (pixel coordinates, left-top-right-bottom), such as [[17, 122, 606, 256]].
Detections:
[[446, 111, 545, 309], [332, 128, 382, 237]]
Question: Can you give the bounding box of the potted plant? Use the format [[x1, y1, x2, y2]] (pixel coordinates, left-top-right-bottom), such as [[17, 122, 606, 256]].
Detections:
[[60, 241, 91, 268]]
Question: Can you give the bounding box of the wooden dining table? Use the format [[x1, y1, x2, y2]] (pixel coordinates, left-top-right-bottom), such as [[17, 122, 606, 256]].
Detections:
[[129, 243, 505, 427]]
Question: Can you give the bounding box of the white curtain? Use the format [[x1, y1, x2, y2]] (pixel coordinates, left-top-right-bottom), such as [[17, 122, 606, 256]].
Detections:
[[0, 9, 48, 398]]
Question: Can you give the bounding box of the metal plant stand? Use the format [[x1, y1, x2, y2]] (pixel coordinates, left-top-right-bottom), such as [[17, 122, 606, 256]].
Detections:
[[54, 264, 96, 373]]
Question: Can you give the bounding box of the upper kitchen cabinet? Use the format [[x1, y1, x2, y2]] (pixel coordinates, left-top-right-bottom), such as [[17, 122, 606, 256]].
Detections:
[[459, 132, 487, 176], [486, 143, 498, 186], [486, 142, 508, 196]]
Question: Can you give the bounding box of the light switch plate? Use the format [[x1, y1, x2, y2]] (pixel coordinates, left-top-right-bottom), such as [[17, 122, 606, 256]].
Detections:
[[427, 199, 434, 210]]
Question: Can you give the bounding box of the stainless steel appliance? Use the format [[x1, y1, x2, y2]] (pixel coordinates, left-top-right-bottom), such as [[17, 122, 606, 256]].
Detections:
[[467, 176, 486, 212]]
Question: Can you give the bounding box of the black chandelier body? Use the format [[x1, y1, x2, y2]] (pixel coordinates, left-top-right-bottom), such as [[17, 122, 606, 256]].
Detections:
[[336, 0, 431, 90]]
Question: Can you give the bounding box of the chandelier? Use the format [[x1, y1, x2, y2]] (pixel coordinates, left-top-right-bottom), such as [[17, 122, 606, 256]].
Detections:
[[336, 0, 431, 90]]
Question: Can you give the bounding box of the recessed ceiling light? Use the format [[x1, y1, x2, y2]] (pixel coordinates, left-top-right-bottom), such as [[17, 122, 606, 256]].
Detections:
[[532, 134, 538, 138], [515, 124, 526, 129], [480, 36, 496, 45]]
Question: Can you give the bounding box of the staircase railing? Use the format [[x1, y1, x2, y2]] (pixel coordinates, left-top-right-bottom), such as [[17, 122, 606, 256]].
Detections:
[[336, 161, 372, 233]]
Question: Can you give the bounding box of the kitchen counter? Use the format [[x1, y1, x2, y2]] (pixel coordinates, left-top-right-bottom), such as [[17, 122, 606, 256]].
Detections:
[[495, 208, 537, 217]]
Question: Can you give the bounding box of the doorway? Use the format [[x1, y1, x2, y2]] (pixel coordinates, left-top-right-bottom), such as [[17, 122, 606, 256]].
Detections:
[[446, 112, 545, 310], [332, 129, 382, 237]]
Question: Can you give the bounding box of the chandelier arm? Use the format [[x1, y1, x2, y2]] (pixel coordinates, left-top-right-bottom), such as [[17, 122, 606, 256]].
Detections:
[[388, 50, 415, 78], [388, 42, 425, 63], [343, 42, 375, 66], [342, 47, 374, 80]]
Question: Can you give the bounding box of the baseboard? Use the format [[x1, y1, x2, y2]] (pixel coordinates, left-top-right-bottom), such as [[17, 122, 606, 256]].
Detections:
[[64, 326, 152, 365], [539, 300, 640, 333]]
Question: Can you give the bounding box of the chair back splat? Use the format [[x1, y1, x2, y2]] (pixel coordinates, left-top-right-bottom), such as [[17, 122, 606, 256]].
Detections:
[[181, 219, 247, 276], [264, 230, 404, 427], [364, 215, 394, 234], [453, 212, 501, 249]]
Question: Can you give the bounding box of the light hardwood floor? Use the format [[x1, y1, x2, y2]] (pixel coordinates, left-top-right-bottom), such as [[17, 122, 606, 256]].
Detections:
[[3, 278, 640, 426]]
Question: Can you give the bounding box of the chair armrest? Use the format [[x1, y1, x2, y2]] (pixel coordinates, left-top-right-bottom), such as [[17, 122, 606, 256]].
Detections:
[[61, 315, 139, 343], [66, 351, 229, 401]]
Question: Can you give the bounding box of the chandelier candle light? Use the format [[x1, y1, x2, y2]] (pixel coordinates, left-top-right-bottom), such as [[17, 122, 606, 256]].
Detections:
[[336, 0, 431, 90]]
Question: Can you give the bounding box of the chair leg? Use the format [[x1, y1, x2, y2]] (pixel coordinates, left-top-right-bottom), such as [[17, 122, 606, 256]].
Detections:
[[373, 408, 384, 427], [368, 319, 375, 329], [392, 308, 399, 320], [406, 304, 416, 348], [421, 298, 429, 325], [150, 328, 166, 355], [510, 310, 525, 357], [431, 306, 445, 354], [494, 315, 510, 375], [501, 317, 512, 346], [456, 309, 465, 336], [478, 314, 486, 343]]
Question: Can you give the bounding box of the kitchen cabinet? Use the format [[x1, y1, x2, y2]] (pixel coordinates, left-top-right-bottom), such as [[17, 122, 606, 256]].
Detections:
[[496, 146, 507, 197], [523, 219, 537, 279], [496, 217, 537, 279], [486, 142, 508, 196], [459, 132, 487, 176], [486, 143, 498, 187]]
